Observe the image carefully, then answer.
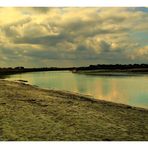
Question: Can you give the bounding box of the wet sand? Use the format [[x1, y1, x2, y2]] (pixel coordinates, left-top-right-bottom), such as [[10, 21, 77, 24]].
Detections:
[[0, 79, 148, 141]]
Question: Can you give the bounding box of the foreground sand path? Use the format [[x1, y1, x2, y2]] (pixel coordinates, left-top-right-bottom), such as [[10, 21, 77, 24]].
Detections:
[[0, 80, 148, 141]]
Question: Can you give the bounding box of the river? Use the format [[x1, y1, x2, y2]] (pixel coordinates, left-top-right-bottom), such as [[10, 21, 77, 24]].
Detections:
[[5, 71, 148, 109]]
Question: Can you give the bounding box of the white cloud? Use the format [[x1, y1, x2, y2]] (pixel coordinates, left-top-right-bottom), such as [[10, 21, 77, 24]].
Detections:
[[0, 7, 148, 67]]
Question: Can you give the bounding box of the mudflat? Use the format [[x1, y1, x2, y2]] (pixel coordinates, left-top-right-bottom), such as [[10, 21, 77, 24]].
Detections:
[[0, 80, 148, 141]]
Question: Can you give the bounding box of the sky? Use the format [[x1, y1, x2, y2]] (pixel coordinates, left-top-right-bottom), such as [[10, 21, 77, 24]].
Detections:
[[0, 7, 148, 67]]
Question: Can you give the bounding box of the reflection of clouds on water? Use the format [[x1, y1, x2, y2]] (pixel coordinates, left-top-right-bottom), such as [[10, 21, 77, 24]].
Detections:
[[86, 78, 128, 104], [6, 71, 148, 109]]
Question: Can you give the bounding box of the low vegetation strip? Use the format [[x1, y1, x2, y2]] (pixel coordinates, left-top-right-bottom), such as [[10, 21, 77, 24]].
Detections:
[[0, 80, 148, 141], [1, 64, 148, 76], [74, 69, 148, 76]]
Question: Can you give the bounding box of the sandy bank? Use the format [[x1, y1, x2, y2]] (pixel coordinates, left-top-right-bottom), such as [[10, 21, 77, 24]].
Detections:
[[0, 79, 148, 141]]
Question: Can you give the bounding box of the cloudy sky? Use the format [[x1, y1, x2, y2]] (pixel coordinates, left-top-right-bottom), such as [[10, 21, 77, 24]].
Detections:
[[0, 7, 148, 67]]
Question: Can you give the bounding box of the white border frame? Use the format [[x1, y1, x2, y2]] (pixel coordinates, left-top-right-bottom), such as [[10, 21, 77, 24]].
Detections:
[[0, 0, 147, 7], [0, 0, 147, 147]]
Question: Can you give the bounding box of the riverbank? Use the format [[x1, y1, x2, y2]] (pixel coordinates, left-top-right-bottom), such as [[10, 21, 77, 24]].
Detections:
[[73, 69, 148, 76], [0, 80, 148, 141], [0, 67, 73, 76]]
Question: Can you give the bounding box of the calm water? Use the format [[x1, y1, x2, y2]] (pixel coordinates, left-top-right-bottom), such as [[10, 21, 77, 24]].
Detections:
[[6, 71, 148, 109]]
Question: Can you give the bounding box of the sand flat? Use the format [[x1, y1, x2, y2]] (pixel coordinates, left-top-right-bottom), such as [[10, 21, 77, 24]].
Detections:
[[0, 79, 148, 141]]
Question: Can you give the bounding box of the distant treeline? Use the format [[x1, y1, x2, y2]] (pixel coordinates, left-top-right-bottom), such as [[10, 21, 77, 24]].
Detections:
[[1, 64, 148, 75], [0, 66, 74, 75], [73, 64, 148, 72]]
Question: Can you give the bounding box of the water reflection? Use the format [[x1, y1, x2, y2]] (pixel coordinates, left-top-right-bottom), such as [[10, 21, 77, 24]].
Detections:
[[5, 71, 148, 109]]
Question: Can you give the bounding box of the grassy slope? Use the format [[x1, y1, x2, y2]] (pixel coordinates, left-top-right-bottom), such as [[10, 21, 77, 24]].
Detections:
[[0, 80, 148, 141]]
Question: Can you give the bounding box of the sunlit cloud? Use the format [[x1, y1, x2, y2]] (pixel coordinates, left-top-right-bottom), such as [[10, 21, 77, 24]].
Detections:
[[0, 7, 148, 67]]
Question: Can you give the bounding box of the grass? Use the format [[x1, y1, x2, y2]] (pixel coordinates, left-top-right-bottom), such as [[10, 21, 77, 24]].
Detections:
[[75, 69, 148, 76], [0, 80, 148, 141]]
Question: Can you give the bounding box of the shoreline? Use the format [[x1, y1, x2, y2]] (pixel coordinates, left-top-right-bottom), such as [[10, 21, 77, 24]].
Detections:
[[73, 70, 148, 77], [27, 82, 148, 111], [5, 78, 148, 110], [4, 78, 148, 110], [0, 79, 148, 141]]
